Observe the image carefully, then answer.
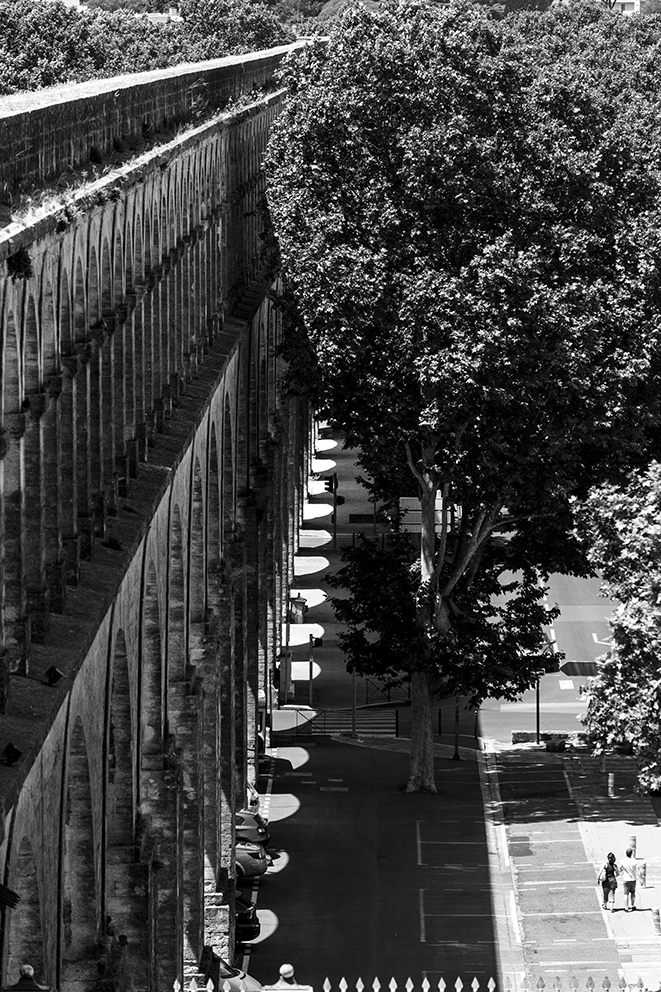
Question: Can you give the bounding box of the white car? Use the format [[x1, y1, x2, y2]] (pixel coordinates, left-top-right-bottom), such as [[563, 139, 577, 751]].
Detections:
[[204, 952, 263, 991], [235, 841, 269, 880]]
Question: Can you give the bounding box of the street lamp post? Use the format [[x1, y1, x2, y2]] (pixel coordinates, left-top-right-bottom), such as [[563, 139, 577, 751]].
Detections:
[[536, 674, 540, 744], [308, 635, 314, 707], [452, 694, 461, 760]]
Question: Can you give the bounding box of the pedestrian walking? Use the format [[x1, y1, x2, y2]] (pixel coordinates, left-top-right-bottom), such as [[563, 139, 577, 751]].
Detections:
[[619, 847, 638, 911], [597, 852, 619, 911]]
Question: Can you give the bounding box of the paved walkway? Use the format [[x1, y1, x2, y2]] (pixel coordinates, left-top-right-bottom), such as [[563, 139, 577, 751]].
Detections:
[[267, 426, 661, 990]]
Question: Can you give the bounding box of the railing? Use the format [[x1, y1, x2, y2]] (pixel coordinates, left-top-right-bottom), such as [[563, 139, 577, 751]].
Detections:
[[171, 977, 655, 992], [270, 706, 398, 737], [364, 676, 411, 705]]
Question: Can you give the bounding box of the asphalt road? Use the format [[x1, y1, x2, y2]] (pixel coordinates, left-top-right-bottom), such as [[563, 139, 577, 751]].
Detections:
[[479, 573, 613, 744], [244, 740, 499, 988]]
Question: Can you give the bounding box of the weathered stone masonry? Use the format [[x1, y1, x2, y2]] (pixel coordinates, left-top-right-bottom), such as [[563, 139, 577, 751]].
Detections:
[[0, 47, 308, 991]]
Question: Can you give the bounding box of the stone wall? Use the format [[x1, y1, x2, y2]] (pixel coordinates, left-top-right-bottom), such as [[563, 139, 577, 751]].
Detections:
[[0, 51, 307, 991], [0, 44, 305, 191]]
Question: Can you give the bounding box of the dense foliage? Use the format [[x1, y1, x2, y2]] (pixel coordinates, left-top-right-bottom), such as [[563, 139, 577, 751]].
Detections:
[[0, 0, 292, 96], [575, 464, 661, 791], [266, 0, 661, 790]]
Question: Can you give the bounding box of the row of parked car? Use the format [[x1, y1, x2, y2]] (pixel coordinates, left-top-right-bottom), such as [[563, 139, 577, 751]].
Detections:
[[201, 800, 271, 990], [234, 805, 272, 944]]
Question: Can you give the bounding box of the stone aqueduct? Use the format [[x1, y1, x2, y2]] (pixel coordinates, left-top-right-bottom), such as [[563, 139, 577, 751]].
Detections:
[[0, 47, 310, 991]]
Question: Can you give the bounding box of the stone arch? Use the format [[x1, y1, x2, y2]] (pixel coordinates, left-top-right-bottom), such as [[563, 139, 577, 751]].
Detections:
[[100, 238, 112, 317], [62, 717, 98, 992], [41, 276, 58, 378], [132, 217, 142, 288], [106, 630, 149, 989], [221, 395, 234, 547], [114, 229, 125, 308], [167, 503, 186, 695], [208, 424, 221, 603], [124, 223, 134, 296], [59, 266, 73, 356], [160, 194, 168, 257], [188, 458, 205, 672], [5, 836, 45, 985], [107, 630, 134, 848], [23, 294, 40, 396], [3, 309, 21, 410], [87, 247, 99, 328], [143, 207, 152, 274], [141, 559, 163, 762], [73, 258, 86, 344]]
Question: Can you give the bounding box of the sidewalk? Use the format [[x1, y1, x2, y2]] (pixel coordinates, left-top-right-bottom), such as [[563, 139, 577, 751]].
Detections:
[[269, 426, 661, 989]]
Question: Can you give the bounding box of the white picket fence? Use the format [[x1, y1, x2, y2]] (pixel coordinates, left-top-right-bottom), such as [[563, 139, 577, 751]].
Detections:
[[171, 977, 656, 992]]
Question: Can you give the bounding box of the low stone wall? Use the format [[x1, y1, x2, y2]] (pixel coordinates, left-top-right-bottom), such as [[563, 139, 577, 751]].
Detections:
[[0, 43, 305, 190]]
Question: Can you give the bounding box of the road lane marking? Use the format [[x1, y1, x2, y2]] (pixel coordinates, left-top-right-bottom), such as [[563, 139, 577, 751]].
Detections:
[[416, 820, 425, 865], [419, 889, 426, 942]]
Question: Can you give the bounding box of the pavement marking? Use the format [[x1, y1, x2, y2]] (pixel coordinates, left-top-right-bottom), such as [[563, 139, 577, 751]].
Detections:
[[419, 889, 426, 943], [509, 891, 522, 944], [320, 787, 348, 791], [416, 820, 426, 865], [559, 679, 575, 689], [421, 840, 497, 845], [524, 910, 603, 916], [540, 961, 612, 967]]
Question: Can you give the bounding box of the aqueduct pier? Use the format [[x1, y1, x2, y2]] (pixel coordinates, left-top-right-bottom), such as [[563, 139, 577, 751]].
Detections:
[[0, 45, 309, 991]]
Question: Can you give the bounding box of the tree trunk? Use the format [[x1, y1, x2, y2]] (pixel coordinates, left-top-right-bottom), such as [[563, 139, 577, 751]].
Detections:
[[406, 668, 437, 792], [404, 469, 440, 792]]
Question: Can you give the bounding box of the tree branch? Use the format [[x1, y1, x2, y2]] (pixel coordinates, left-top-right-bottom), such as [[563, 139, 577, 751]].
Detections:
[[404, 440, 425, 489]]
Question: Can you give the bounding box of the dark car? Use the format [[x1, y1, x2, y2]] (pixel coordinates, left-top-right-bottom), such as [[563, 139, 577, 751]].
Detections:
[[235, 892, 261, 943]]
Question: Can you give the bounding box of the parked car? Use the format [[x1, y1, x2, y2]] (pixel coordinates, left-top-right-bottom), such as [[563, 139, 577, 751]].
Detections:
[[236, 810, 270, 845], [235, 841, 269, 880], [235, 892, 261, 943], [203, 951, 262, 991], [246, 783, 261, 814]]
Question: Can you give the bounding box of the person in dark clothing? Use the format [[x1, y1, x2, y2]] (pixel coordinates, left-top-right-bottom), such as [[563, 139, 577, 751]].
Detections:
[[598, 851, 620, 911]]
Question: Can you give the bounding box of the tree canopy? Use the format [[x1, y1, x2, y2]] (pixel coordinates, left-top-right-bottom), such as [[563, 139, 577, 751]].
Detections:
[[265, 0, 661, 790], [0, 0, 293, 96], [575, 463, 661, 791]]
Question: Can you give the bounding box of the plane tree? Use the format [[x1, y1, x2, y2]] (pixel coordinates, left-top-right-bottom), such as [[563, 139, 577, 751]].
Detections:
[[265, 0, 661, 791], [574, 463, 661, 791]]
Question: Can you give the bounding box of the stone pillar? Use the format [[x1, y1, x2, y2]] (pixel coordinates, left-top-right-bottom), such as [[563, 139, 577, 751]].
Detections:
[[43, 375, 65, 613], [60, 355, 80, 585], [74, 342, 93, 560], [3, 412, 30, 674], [23, 391, 50, 642]]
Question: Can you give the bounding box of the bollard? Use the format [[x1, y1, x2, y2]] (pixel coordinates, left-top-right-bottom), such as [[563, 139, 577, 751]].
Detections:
[[639, 860, 647, 887], [628, 834, 637, 855], [653, 907, 661, 935], [608, 773, 615, 798]]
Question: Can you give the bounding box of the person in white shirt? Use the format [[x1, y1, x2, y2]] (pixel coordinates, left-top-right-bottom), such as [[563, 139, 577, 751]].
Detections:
[[619, 848, 638, 911]]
